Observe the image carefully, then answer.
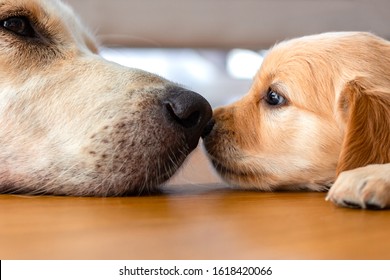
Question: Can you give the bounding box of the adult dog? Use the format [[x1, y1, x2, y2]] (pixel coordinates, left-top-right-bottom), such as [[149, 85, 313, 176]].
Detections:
[[0, 0, 212, 196], [203, 32, 390, 209]]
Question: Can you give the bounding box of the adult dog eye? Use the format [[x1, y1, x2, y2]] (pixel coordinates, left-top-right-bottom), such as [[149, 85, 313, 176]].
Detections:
[[265, 89, 286, 106], [1, 17, 36, 37]]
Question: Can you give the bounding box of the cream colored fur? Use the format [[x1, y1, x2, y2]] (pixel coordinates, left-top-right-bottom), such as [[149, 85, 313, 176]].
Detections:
[[0, 0, 202, 196], [203, 32, 390, 209]]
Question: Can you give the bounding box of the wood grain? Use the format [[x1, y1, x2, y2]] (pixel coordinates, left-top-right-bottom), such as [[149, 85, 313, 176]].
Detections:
[[1, 182, 389, 260]]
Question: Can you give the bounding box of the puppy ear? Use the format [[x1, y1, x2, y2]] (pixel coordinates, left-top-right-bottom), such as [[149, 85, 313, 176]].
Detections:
[[336, 78, 390, 175]]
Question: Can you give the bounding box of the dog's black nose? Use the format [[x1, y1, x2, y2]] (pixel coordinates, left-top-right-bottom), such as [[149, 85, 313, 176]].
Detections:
[[164, 88, 212, 150]]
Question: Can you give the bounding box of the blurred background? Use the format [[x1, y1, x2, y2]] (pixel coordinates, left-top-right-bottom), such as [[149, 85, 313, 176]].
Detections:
[[65, 0, 390, 184], [65, 0, 390, 107]]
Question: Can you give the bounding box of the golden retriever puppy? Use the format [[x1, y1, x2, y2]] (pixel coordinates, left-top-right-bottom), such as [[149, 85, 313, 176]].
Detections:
[[0, 0, 212, 196], [203, 32, 390, 209]]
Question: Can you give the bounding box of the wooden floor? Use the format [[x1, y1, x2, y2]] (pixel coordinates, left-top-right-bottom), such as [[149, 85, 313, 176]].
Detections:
[[1, 149, 390, 260]]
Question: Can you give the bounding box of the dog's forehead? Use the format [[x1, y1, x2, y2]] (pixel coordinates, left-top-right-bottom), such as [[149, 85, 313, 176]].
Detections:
[[252, 34, 355, 113], [0, 0, 97, 52], [256, 32, 386, 103], [0, 0, 73, 18], [0, 0, 73, 35], [262, 31, 381, 74]]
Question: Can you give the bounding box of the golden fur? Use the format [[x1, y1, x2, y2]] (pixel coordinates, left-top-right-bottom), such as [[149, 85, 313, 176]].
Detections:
[[0, 0, 211, 196], [203, 32, 390, 209]]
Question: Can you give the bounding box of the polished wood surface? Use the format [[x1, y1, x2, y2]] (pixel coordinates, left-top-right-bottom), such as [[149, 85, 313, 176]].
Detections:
[[2, 185, 390, 260], [1, 150, 390, 260]]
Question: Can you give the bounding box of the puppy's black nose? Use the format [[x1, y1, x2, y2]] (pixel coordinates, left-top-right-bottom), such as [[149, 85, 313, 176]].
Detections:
[[164, 88, 212, 150], [201, 118, 215, 138]]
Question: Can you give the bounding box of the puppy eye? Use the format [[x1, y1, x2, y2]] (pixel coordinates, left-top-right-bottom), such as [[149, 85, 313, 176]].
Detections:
[[265, 89, 286, 106], [1, 17, 36, 37]]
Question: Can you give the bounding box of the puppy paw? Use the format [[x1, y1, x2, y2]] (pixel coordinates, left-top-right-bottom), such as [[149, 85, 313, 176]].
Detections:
[[326, 164, 390, 209]]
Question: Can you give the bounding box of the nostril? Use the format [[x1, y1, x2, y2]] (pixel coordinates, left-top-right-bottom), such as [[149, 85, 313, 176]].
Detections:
[[180, 111, 201, 128], [165, 102, 201, 129]]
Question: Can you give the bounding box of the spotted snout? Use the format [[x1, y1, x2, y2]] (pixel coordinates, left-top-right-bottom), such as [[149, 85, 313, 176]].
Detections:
[[81, 83, 212, 196]]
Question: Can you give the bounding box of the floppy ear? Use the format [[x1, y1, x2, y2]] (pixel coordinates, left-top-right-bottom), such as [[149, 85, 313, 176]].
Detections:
[[336, 78, 390, 175]]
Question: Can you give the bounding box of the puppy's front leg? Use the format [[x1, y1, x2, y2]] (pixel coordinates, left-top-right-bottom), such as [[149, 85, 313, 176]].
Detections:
[[326, 163, 390, 209]]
